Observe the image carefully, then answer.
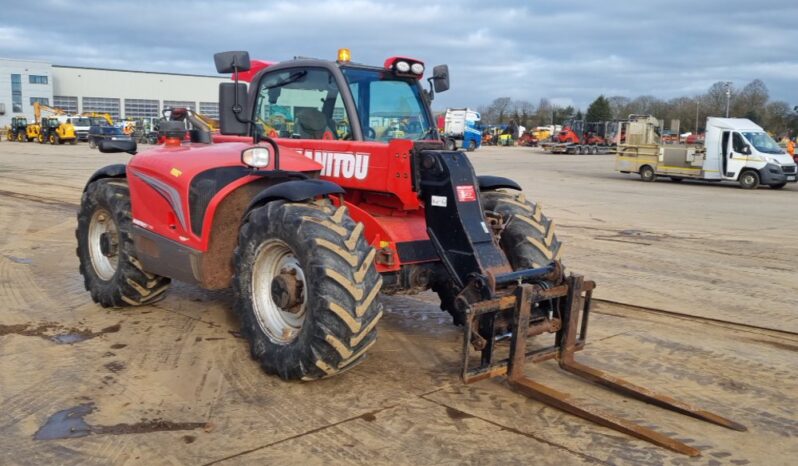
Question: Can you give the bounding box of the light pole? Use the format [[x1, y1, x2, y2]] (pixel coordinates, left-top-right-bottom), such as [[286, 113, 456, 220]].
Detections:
[[695, 100, 700, 134], [724, 82, 732, 118]]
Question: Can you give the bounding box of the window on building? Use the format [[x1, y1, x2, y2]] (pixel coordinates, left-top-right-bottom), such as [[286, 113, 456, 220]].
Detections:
[[54, 96, 78, 114], [163, 100, 196, 112], [199, 102, 219, 119], [124, 99, 159, 118], [29, 75, 49, 85], [82, 97, 121, 120], [30, 97, 49, 106], [11, 74, 22, 113]]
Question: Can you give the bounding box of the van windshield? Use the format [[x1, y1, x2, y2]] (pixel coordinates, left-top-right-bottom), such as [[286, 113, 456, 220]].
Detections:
[[741, 131, 784, 155]]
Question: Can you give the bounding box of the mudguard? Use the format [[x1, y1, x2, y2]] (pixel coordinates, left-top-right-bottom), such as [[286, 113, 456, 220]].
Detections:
[[84, 164, 127, 191], [247, 179, 345, 210], [477, 175, 521, 192]]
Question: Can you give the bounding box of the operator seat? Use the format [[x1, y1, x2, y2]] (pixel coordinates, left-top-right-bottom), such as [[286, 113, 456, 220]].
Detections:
[[295, 109, 333, 139]]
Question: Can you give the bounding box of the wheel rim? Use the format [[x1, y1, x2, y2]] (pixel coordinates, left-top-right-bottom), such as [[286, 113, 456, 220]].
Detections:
[[88, 209, 120, 280], [251, 239, 308, 344], [743, 174, 754, 186]]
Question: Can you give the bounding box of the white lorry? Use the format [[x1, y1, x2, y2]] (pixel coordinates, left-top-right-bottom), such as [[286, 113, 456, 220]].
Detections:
[[443, 108, 482, 151], [616, 116, 797, 189]]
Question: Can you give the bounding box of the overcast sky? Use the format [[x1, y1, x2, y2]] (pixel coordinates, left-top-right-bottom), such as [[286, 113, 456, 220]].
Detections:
[[1, 0, 796, 110]]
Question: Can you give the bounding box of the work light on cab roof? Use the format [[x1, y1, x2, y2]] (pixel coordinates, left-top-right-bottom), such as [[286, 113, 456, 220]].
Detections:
[[384, 56, 425, 79]]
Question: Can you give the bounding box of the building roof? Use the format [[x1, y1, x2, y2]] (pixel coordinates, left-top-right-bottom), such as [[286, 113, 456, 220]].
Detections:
[[52, 64, 223, 79]]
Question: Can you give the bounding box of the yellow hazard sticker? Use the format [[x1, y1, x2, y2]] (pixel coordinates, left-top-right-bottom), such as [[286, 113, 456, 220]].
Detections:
[[170, 168, 183, 177]]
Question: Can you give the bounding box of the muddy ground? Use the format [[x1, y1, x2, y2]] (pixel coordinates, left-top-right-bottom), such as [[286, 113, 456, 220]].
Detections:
[[0, 143, 796, 465]]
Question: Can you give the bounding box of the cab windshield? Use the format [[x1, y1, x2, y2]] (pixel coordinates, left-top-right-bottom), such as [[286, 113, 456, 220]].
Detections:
[[341, 67, 432, 142], [742, 131, 784, 155]]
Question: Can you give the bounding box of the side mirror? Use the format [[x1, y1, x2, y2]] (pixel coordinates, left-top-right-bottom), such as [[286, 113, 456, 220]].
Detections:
[[214, 51, 251, 73], [219, 83, 249, 136], [98, 139, 137, 155], [742, 145, 751, 155], [432, 65, 450, 93]]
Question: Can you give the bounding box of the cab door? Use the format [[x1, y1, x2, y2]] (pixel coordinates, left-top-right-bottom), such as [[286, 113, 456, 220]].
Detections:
[[726, 132, 749, 179]]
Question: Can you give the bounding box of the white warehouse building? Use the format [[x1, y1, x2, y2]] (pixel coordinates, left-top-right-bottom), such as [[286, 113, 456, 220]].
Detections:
[[0, 58, 226, 127]]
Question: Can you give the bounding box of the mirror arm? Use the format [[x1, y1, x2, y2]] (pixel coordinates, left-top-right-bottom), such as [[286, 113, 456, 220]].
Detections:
[[426, 77, 436, 101], [230, 59, 258, 144]]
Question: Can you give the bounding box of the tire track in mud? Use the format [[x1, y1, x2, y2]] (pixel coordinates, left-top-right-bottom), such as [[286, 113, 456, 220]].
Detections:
[[0, 189, 79, 211]]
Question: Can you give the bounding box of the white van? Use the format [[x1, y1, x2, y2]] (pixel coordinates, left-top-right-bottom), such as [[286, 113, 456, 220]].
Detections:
[[616, 117, 797, 189]]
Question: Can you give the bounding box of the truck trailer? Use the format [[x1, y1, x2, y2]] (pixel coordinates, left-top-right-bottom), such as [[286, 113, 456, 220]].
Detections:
[[442, 108, 482, 151], [616, 116, 797, 189]]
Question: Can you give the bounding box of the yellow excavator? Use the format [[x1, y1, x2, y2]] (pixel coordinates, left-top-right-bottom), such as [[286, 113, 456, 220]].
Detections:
[[80, 112, 114, 126], [33, 102, 77, 144]]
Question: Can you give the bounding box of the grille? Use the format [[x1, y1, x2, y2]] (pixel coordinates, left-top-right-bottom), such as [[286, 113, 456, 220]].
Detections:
[[783, 165, 797, 174]]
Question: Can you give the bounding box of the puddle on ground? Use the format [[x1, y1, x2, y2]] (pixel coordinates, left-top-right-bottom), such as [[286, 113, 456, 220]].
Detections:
[[0, 322, 122, 344], [50, 333, 90, 344], [4, 255, 32, 264], [34, 403, 95, 440], [34, 403, 208, 440]]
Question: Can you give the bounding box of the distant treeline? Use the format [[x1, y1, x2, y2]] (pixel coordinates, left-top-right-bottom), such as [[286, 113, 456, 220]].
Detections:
[[476, 80, 797, 136]]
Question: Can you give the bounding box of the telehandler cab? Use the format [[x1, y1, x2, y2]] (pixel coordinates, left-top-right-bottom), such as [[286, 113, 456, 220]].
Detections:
[[76, 49, 743, 456]]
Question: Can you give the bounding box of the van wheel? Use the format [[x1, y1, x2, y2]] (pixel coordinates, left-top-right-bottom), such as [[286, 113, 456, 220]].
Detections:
[[467, 140, 477, 152], [770, 182, 786, 190], [640, 165, 656, 182], [739, 170, 759, 189]]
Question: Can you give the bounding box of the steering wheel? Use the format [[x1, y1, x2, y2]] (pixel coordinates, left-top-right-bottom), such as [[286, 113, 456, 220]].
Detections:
[[367, 127, 376, 140]]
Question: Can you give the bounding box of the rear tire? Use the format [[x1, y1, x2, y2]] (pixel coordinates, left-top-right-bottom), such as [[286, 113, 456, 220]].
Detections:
[[446, 139, 456, 151], [76, 179, 171, 307], [435, 189, 562, 325], [640, 165, 655, 182], [739, 170, 759, 189], [234, 200, 383, 380]]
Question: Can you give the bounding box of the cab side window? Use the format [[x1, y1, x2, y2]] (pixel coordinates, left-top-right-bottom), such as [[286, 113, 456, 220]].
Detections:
[[254, 68, 350, 140], [732, 132, 747, 153]]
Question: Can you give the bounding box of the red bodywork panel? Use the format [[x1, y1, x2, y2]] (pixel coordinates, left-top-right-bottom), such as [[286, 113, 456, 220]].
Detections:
[[129, 136, 432, 274]]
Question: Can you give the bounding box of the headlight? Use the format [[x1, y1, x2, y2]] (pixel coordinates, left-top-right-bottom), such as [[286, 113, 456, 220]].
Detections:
[[395, 61, 410, 73], [241, 146, 271, 168], [764, 156, 781, 165], [410, 63, 424, 75]]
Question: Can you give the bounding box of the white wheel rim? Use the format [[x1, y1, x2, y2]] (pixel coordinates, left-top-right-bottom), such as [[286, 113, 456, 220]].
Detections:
[[251, 239, 307, 344], [88, 208, 119, 280]]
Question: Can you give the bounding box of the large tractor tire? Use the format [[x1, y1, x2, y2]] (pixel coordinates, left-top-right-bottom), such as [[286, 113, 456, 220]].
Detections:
[[435, 189, 562, 325], [76, 179, 171, 307], [233, 199, 383, 381]]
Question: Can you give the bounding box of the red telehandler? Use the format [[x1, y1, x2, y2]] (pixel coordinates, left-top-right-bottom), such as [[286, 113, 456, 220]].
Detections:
[[76, 49, 743, 456]]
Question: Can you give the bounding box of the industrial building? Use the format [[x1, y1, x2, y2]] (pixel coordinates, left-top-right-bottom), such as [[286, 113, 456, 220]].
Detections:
[[0, 58, 225, 127]]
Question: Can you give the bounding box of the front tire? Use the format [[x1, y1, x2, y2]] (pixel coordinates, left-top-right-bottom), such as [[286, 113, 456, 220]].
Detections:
[[739, 170, 759, 189], [434, 190, 562, 324], [467, 140, 477, 152], [234, 200, 383, 380]]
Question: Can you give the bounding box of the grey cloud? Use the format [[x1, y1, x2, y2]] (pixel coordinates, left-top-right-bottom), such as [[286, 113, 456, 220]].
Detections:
[[1, 0, 796, 109]]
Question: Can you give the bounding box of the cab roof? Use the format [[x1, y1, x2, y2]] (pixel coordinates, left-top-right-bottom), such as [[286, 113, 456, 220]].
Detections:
[[707, 117, 764, 132]]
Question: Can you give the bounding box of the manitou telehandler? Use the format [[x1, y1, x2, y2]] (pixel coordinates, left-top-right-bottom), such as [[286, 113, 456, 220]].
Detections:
[[76, 49, 744, 456]]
